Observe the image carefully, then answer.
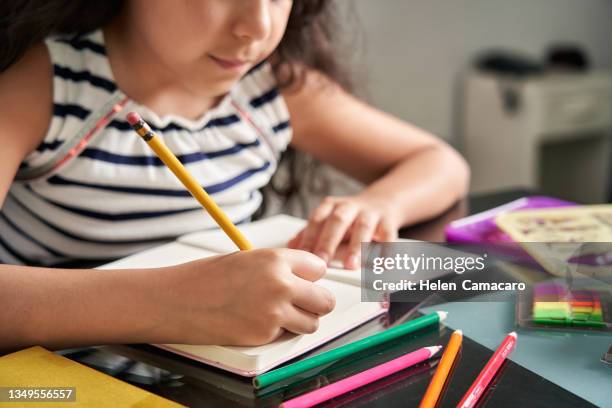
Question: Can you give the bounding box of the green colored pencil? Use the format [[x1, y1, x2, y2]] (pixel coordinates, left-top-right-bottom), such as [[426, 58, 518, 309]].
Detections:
[[253, 310, 447, 389]]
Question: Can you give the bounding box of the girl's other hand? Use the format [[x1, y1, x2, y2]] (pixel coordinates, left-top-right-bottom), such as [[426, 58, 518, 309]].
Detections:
[[288, 196, 400, 270]]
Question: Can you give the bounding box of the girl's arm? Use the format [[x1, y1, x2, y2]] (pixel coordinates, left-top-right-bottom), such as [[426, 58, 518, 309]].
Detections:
[[283, 70, 470, 268], [0, 46, 334, 354], [1, 250, 334, 353], [0, 43, 53, 209]]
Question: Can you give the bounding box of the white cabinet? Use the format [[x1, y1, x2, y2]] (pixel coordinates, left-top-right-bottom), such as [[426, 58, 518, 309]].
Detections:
[[462, 71, 612, 203]]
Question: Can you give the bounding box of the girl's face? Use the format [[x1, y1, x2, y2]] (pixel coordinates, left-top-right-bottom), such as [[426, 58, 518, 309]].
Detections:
[[123, 0, 293, 95]]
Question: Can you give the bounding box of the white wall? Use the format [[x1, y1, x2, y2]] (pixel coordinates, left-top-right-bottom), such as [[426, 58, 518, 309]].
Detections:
[[343, 0, 612, 143]]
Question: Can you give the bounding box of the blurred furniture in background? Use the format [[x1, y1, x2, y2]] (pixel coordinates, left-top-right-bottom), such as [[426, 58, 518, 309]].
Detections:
[[462, 71, 612, 203]]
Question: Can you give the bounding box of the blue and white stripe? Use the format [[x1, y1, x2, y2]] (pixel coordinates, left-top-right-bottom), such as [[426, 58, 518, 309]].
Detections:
[[0, 30, 292, 265]]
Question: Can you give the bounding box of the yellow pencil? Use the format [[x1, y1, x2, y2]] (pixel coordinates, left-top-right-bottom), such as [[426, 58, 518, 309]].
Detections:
[[418, 329, 463, 408], [127, 111, 253, 250]]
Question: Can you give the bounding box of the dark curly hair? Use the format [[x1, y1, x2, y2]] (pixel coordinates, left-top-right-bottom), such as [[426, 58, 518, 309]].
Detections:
[[0, 0, 351, 217], [0, 0, 349, 88]]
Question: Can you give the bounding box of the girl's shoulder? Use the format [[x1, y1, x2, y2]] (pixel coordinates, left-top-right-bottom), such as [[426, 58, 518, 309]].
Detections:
[[0, 42, 53, 158]]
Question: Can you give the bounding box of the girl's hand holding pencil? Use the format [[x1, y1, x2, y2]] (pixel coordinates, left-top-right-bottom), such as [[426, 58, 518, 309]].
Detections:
[[153, 248, 335, 346]]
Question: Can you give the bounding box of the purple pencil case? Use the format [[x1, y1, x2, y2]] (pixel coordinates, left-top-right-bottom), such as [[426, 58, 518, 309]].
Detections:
[[445, 196, 575, 247]]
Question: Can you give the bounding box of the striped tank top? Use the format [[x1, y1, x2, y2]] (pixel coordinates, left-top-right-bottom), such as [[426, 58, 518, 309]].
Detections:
[[0, 30, 292, 266]]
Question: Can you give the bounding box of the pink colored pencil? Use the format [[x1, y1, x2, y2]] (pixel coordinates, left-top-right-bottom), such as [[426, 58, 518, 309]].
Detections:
[[280, 346, 441, 408], [457, 332, 517, 408]]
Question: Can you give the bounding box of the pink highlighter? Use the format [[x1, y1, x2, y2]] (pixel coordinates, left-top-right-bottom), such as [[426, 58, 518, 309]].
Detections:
[[457, 332, 517, 408], [280, 346, 441, 408]]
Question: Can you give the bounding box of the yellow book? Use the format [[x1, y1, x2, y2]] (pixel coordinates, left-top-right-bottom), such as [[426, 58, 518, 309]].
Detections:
[[0, 346, 183, 407]]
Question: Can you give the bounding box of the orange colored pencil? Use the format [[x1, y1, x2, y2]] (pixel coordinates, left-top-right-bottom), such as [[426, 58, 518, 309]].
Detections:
[[419, 329, 463, 408]]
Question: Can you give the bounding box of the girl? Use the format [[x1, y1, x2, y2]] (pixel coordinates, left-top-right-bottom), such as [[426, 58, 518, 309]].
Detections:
[[0, 0, 469, 352]]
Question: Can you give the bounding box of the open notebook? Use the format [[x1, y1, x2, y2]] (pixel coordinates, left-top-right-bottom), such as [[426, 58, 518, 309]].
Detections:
[[100, 215, 386, 376]]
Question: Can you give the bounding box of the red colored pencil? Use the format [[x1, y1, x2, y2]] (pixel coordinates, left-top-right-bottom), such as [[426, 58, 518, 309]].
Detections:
[[457, 332, 517, 408]]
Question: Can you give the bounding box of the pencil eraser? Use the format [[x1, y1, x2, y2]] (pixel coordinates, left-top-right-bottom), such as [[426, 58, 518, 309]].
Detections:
[[126, 112, 142, 126]]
